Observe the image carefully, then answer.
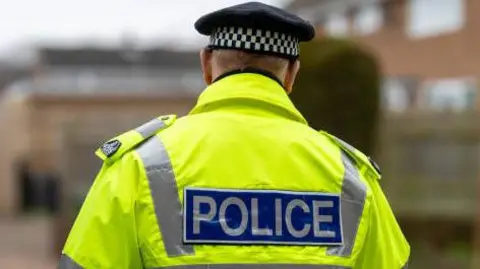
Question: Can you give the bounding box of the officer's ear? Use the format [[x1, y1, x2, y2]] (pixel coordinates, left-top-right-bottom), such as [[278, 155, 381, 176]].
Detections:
[[284, 59, 300, 94], [200, 48, 214, 85]]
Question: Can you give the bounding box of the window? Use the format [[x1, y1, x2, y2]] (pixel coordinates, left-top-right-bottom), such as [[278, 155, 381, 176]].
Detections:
[[407, 0, 465, 38], [353, 4, 384, 35], [382, 77, 418, 112], [324, 13, 349, 37], [422, 78, 476, 112]]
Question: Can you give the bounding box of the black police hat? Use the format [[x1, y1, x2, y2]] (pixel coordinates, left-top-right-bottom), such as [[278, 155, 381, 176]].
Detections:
[[194, 1, 316, 60]]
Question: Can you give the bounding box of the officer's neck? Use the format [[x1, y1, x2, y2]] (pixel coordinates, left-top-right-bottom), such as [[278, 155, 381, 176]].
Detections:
[[213, 67, 285, 88]]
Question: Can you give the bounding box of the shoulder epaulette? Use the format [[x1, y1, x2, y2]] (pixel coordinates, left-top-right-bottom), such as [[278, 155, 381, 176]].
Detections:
[[320, 131, 382, 180], [95, 115, 177, 164]]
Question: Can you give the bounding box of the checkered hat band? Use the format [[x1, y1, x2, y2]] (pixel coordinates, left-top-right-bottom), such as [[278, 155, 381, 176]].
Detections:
[[209, 27, 299, 57]]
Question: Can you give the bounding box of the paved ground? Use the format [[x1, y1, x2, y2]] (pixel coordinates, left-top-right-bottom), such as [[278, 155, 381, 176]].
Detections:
[[0, 216, 57, 269]]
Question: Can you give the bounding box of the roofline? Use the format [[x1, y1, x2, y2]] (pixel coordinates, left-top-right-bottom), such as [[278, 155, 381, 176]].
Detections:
[[287, 0, 393, 25], [24, 92, 196, 106], [283, 0, 324, 12], [36, 47, 200, 68]]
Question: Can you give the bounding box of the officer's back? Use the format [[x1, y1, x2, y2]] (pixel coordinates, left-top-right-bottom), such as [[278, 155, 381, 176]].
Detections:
[[59, 2, 410, 269]]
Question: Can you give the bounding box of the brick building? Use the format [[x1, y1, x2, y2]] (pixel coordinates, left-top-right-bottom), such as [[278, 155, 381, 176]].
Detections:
[[287, 0, 479, 113], [0, 47, 203, 216]]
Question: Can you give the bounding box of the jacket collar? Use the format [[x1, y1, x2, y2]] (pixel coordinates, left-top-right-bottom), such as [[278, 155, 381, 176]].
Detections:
[[212, 67, 284, 86], [189, 68, 307, 125]]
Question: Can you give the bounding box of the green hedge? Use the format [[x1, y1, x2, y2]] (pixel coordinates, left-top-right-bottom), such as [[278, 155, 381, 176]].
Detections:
[[290, 38, 381, 155]]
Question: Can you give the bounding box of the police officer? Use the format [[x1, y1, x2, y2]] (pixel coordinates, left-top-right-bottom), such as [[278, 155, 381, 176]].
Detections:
[[59, 2, 410, 269]]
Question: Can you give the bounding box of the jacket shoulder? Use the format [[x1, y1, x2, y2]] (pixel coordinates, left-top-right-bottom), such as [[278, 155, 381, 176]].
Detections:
[[95, 115, 177, 164], [320, 131, 382, 180]]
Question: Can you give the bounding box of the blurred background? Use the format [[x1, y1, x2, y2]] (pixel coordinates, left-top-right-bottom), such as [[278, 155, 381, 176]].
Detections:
[[0, 0, 477, 268]]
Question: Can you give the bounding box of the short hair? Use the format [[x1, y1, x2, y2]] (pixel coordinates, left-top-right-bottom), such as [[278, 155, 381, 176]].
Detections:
[[212, 49, 290, 76]]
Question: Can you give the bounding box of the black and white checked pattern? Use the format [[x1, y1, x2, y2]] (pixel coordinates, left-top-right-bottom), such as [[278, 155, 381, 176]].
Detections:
[[209, 27, 299, 58]]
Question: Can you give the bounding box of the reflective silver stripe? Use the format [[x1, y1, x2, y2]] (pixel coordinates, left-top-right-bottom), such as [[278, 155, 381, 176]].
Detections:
[[335, 137, 357, 154], [136, 136, 195, 257], [149, 265, 350, 269], [136, 117, 166, 138], [58, 254, 83, 269], [327, 151, 367, 257]]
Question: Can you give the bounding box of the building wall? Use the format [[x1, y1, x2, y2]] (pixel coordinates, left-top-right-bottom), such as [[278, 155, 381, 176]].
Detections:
[[353, 0, 480, 79], [295, 0, 480, 112], [27, 95, 196, 173], [0, 96, 33, 215], [0, 94, 196, 216]]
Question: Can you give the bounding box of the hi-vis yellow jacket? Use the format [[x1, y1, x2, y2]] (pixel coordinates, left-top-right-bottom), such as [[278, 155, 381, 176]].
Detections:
[[59, 70, 410, 269]]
